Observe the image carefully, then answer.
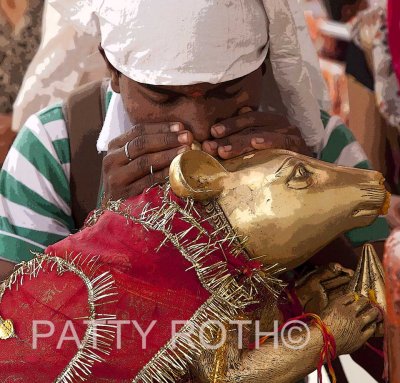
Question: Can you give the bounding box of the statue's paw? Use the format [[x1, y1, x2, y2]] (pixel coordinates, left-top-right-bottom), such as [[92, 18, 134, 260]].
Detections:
[[296, 263, 354, 314], [322, 292, 381, 355]]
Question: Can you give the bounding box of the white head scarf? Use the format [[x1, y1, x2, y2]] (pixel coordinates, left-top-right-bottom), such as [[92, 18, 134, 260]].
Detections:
[[49, 0, 328, 152]]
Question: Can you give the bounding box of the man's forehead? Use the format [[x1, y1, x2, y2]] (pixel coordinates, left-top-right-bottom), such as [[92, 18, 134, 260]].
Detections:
[[136, 74, 247, 94]]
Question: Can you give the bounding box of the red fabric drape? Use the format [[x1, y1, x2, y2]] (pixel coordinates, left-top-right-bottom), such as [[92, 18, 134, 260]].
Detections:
[[0, 187, 258, 382]]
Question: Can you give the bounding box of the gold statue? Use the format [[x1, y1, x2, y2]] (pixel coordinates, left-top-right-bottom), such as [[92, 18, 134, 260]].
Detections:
[[347, 243, 386, 336], [170, 149, 388, 383], [0, 149, 389, 383], [171, 149, 389, 268], [0, 316, 15, 340]]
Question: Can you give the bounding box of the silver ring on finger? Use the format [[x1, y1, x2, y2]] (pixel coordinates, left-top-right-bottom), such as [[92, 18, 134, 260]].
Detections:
[[124, 141, 133, 162]]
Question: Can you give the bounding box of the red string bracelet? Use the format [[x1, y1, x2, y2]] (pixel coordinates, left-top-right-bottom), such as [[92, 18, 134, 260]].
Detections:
[[248, 313, 337, 383]]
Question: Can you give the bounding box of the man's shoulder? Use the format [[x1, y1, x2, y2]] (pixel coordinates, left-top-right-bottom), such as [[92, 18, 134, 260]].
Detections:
[[36, 103, 66, 126], [7, 103, 71, 175], [18, 102, 69, 148], [319, 111, 370, 169]]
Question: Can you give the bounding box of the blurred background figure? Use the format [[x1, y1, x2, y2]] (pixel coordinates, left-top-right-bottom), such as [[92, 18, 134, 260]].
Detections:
[[302, 0, 399, 381], [388, 0, 400, 86], [348, 3, 400, 228], [302, 0, 400, 231], [11, 0, 107, 134], [303, 0, 369, 122], [0, 0, 44, 165]]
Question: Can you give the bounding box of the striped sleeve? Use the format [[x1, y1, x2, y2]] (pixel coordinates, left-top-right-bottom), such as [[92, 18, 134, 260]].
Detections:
[[0, 105, 75, 263], [319, 110, 390, 247]]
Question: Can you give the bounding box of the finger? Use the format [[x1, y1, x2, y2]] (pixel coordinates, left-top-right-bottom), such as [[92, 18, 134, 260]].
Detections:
[[329, 288, 346, 302], [361, 323, 377, 341], [250, 133, 310, 156], [315, 263, 347, 282], [218, 140, 253, 159], [211, 130, 307, 159], [318, 263, 354, 283], [322, 276, 353, 291], [115, 131, 193, 165], [238, 106, 254, 115], [353, 298, 373, 315], [361, 307, 380, 328], [122, 168, 170, 199], [343, 292, 358, 306], [336, 265, 354, 278], [210, 111, 289, 138], [121, 146, 191, 184], [207, 128, 267, 160], [327, 263, 354, 277], [108, 122, 184, 150], [202, 140, 219, 157]]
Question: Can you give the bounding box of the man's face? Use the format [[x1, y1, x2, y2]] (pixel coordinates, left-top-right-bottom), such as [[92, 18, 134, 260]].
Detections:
[[114, 67, 263, 142]]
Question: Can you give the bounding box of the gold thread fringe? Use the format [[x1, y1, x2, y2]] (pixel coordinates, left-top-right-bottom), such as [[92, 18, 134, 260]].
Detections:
[[133, 279, 253, 383], [100, 183, 285, 383], [0, 253, 118, 383]]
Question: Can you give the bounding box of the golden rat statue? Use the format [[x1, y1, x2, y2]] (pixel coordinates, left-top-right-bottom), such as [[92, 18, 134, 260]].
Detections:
[[0, 149, 389, 383], [170, 149, 389, 268], [170, 149, 388, 383]]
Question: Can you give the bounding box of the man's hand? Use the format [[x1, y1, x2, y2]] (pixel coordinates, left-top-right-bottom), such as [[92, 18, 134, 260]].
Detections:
[[202, 108, 311, 159], [0, 259, 16, 281], [296, 263, 354, 314], [103, 122, 193, 201], [103, 110, 311, 201]]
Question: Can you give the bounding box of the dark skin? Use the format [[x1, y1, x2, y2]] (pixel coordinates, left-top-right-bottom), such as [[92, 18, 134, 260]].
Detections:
[[0, 51, 385, 381], [101, 58, 385, 381], [102, 56, 310, 201], [0, 58, 309, 280]]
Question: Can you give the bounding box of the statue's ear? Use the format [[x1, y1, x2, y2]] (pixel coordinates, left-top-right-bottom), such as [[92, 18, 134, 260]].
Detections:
[[169, 150, 229, 200]]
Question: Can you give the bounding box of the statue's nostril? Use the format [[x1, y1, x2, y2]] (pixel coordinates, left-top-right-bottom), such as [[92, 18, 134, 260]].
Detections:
[[380, 191, 391, 215]]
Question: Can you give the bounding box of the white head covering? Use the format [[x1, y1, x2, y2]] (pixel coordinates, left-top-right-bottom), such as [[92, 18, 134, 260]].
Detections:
[[49, 0, 328, 152]]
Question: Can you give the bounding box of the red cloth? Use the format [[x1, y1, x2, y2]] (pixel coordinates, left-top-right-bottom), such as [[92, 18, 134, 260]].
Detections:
[[0, 187, 255, 382], [388, 0, 400, 87]]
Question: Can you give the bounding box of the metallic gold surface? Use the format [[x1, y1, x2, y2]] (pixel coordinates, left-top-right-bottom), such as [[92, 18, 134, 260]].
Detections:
[[191, 140, 202, 151], [170, 149, 388, 269], [104, 185, 283, 383], [210, 326, 229, 383], [0, 316, 15, 340], [347, 243, 386, 336], [192, 283, 380, 383], [347, 244, 386, 308]]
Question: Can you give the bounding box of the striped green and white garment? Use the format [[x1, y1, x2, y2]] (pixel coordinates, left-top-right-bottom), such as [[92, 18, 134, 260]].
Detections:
[[0, 104, 389, 263]]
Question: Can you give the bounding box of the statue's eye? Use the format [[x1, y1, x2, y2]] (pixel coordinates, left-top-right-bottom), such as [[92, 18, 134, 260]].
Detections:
[[287, 164, 313, 189], [293, 164, 310, 179]]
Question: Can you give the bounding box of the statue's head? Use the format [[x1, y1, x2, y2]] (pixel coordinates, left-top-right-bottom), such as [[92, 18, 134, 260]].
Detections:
[[170, 149, 390, 269]]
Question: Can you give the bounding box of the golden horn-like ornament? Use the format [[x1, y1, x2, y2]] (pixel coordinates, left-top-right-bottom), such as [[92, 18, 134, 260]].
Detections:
[[347, 243, 386, 336], [347, 243, 386, 308]]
